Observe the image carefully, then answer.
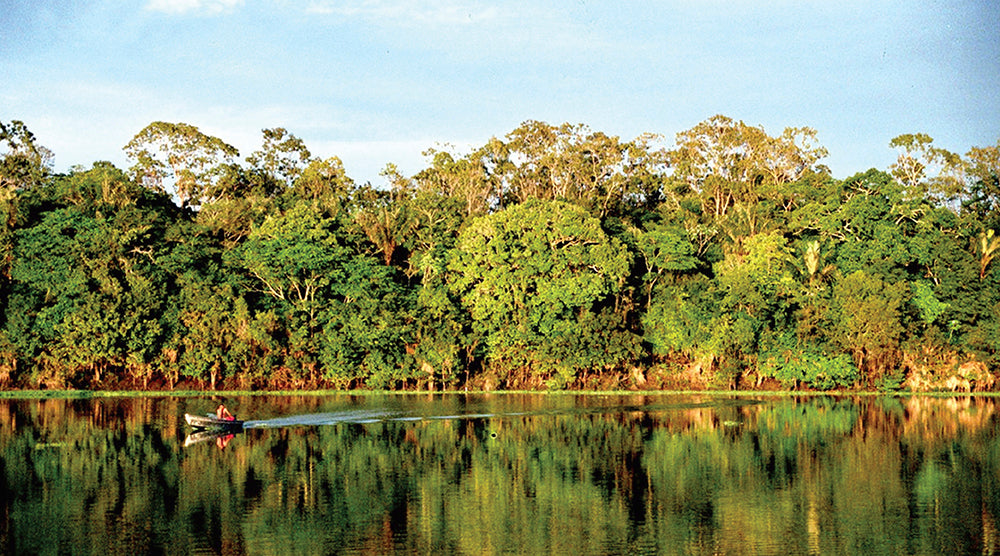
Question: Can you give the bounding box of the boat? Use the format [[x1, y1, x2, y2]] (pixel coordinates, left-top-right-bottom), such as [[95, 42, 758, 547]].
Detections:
[[185, 413, 245, 429]]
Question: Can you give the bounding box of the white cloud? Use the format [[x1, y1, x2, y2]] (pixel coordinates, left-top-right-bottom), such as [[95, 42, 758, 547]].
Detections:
[[145, 0, 244, 15], [305, 0, 501, 26]]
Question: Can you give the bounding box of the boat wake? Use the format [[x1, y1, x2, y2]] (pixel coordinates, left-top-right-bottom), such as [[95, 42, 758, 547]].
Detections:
[[242, 409, 402, 428], [185, 398, 764, 446], [237, 398, 762, 430]]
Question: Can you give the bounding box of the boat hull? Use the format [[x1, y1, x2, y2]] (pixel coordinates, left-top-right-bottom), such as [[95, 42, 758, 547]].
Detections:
[[185, 413, 245, 429]]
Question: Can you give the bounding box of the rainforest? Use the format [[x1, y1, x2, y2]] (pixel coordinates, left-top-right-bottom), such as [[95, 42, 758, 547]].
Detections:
[[0, 116, 997, 392]]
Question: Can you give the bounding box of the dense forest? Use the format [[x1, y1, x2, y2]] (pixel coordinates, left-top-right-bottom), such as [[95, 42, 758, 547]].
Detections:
[[0, 116, 997, 391]]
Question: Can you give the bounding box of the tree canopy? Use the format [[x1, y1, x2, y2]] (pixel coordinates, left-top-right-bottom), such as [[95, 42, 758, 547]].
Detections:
[[0, 116, 996, 391]]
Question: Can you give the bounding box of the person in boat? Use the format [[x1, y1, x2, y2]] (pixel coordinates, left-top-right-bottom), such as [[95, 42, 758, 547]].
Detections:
[[213, 404, 237, 450], [216, 404, 235, 421]]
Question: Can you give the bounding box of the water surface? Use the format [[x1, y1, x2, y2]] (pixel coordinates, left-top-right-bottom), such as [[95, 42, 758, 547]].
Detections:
[[2, 393, 998, 554]]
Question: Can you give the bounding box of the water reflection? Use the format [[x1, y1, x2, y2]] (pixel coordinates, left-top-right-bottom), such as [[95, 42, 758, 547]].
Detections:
[[2, 394, 999, 554]]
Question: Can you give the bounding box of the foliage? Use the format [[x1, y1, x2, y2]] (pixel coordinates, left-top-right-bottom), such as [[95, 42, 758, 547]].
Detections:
[[828, 271, 909, 379], [123, 121, 239, 207], [759, 347, 859, 390], [643, 275, 715, 358], [0, 117, 996, 391], [0, 119, 53, 191], [448, 199, 633, 386], [911, 281, 949, 328]]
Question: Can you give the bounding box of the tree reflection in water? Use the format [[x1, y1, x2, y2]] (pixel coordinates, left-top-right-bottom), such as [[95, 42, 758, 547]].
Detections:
[[1, 394, 999, 554]]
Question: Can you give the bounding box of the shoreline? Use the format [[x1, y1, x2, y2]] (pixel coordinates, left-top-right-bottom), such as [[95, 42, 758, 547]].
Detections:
[[3, 388, 1000, 399]]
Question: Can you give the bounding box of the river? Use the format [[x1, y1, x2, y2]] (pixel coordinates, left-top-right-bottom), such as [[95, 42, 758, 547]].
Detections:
[[1, 393, 997, 554]]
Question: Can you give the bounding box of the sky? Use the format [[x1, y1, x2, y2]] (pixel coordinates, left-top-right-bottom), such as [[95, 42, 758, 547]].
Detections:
[[2, 0, 998, 185]]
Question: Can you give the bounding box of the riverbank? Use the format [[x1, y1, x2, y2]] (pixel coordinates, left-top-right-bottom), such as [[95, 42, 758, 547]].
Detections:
[[4, 388, 1000, 400]]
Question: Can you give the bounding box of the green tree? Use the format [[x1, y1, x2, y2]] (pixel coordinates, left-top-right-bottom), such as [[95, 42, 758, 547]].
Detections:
[[965, 140, 1000, 228], [229, 203, 348, 323], [246, 127, 312, 187], [414, 146, 501, 218], [227, 201, 414, 385], [398, 171, 473, 387], [889, 133, 964, 205], [820, 170, 909, 280], [51, 289, 161, 385], [353, 170, 417, 267], [196, 163, 278, 246], [285, 156, 355, 214], [0, 119, 52, 192], [714, 231, 795, 321], [503, 121, 668, 217], [177, 281, 252, 389], [642, 274, 715, 361], [0, 120, 53, 260], [409, 261, 471, 388], [668, 115, 828, 245], [414, 121, 670, 220], [318, 258, 414, 388], [634, 222, 699, 305], [977, 229, 1000, 280], [785, 238, 836, 350], [195, 128, 317, 245], [448, 199, 634, 387], [4, 170, 177, 387], [123, 121, 239, 207], [704, 232, 797, 384], [56, 161, 144, 208], [828, 271, 909, 380]]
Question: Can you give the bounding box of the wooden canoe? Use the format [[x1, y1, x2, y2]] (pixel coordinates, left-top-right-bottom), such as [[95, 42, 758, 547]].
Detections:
[[185, 413, 245, 429]]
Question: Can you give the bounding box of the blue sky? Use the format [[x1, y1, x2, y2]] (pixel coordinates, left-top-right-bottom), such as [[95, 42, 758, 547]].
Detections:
[[2, 0, 998, 185]]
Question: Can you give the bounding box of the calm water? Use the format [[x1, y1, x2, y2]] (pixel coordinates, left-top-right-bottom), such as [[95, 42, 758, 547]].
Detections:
[[2, 393, 999, 555]]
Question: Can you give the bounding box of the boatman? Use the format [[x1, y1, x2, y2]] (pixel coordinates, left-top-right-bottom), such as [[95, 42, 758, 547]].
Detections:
[[216, 404, 235, 421], [215, 404, 236, 450]]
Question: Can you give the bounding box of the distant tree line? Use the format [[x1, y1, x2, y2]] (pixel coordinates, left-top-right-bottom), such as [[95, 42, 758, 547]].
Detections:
[[0, 116, 997, 391]]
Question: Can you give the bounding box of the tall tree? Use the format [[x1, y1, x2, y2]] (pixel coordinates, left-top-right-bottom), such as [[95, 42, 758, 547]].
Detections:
[[123, 121, 239, 208], [0, 120, 53, 241], [499, 121, 669, 218], [229, 203, 347, 322], [828, 270, 908, 380], [965, 140, 1000, 228], [413, 146, 500, 217], [246, 127, 312, 187], [286, 156, 355, 215], [354, 167, 417, 266], [448, 199, 636, 386], [0, 120, 52, 192], [668, 115, 828, 245], [889, 133, 964, 207]]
